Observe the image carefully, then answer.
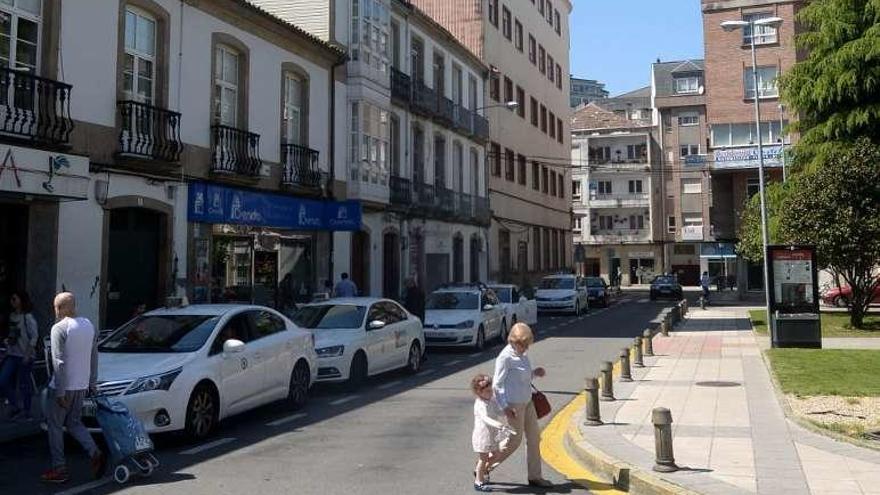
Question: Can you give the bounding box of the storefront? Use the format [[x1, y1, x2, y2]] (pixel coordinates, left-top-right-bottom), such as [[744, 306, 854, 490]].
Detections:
[[187, 182, 360, 313], [700, 242, 738, 290]]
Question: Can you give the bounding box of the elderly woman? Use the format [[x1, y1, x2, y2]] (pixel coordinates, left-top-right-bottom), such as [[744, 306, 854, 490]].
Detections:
[[489, 323, 552, 488]]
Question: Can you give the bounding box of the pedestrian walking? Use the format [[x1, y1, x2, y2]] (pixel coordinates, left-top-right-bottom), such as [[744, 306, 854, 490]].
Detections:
[[700, 271, 711, 301], [403, 277, 425, 322], [487, 323, 552, 488], [0, 290, 39, 420], [470, 374, 514, 492], [41, 292, 106, 484], [333, 273, 358, 298]]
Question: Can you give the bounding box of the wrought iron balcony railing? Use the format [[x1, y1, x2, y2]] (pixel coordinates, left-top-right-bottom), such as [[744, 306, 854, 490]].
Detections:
[[391, 67, 411, 104], [117, 100, 183, 162], [453, 105, 473, 135], [472, 113, 489, 142], [436, 186, 455, 215], [474, 196, 491, 224], [414, 182, 435, 209], [0, 68, 73, 146], [211, 124, 262, 176], [390, 175, 412, 205], [457, 192, 474, 218], [281, 143, 322, 189], [435, 96, 454, 125], [412, 80, 437, 116]]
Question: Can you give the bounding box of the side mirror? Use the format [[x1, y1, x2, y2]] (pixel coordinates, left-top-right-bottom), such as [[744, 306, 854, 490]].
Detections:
[[482, 304, 494, 311], [367, 320, 386, 330], [223, 339, 245, 354]]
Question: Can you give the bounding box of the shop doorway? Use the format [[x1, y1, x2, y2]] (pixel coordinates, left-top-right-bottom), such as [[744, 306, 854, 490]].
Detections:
[[352, 231, 370, 296], [610, 257, 621, 285], [469, 236, 481, 283], [106, 208, 164, 329], [383, 232, 400, 299], [629, 258, 656, 285], [673, 264, 700, 286], [0, 203, 28, 339], [452, 234, 464, 283], [212, 236, 254, 304]]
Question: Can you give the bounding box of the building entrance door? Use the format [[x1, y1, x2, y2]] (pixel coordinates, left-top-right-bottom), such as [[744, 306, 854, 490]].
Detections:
[[0, 203, 28, 339], [352, 231, 370, 296], [383, 232, 400, 299], [106, 208, 163, 329]]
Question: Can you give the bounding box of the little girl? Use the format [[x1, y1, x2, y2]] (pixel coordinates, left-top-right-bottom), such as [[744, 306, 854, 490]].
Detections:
[[471, 374, 513, 492]]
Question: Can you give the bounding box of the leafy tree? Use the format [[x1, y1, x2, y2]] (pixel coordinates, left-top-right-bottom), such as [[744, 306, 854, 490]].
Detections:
[[736, 181, 786, 263], [780, 0, 880, 170]]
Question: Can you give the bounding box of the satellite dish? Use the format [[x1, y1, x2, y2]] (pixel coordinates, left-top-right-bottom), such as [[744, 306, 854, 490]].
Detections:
[[698, 86, 705, 95]]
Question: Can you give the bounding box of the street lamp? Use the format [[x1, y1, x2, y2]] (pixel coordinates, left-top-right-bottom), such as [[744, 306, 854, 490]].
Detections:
[[476, 100, 519, 112], [778, 103, 787, 182], [721, 16, 783, 338]]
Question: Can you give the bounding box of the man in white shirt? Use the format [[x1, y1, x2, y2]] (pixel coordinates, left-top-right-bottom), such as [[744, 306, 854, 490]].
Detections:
[[41, 292, 106, 484], [333, 272, 359, 298]]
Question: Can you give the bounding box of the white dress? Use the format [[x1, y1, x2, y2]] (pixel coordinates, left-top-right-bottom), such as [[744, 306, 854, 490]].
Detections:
[[472, 397, 507, 453]]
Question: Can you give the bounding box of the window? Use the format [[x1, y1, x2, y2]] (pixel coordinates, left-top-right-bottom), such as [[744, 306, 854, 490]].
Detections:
[[598, 215, 613, 230], [548, 111, 556, 138], [628, 180, 643, 194], [679, 113, 699, 126], [538, 0, 545, 16], [350, 0, 390, 77], [682, 178, 702, 194], [502, 7, 512, 40], [547, 55, 555, 82], [505, 148, 515, 181], [411, 36, 425, 80], [532, 161, 540, 190], [350, 100, 390, 184], [627, 144, 647, 160], [514, 19, 523, 51], [550, 170, 557, 196], [572, 180, 581, 199], [744, 66, 779, 99], [250, 311, 286, 339], [533, 226, 541, 270], [546, 0, 553, 23], [390, 114, 400, 175], [674, 76, 700, 95], [488, 0, 498, 27], [124, 7, 156, 104], [468, 75, 478, 110], [470, 147, 480, 195], [390, 20, 400, 69], [710, 121, 784, 147], [490, 142, 501, 176], [556, 118, 563, 143], [747, 177, 760, 198], [210, 314, 251, 355], [489, 70, 500, 101], [743, 12, 778, 45], [517, 154, 526, 185], [538, 45, 546, 74], [452, 64, 463, 105], [680, 144, 699, 157], [674, 244, 695, 255], [434, 133, 446, 187], [628, 215, 645, 230], [503, 76, 513, 104], [573, 217, 582, 232], [516, 86, 525, 118], [214, 44, 240, 126], [453, 141, 464, 191], [528, 35, 536, 64], [282, 72, 306, 145], [597, 180, 612, 195], [530, 97, 538, 126], [667, 216, 676, 234], [541, 166, 549, 193], [557, 174, 564, 198], [556, 64, 562, 90], [554, 10, 561, 34], [540, 105, 547, 133]]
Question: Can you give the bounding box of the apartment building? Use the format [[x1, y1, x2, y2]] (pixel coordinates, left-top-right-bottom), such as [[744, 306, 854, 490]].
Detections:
[[410, 0, 573, 287], [571, 102, 660, 286], [0, 0, 350, 329], [570, 77, 609, 108], [651, 59, 713, 286], [702, 0, 801, 295], [252, 0, 491, 295]]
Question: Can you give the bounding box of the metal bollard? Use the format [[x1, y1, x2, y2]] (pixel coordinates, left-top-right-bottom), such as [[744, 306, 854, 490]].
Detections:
[[652, 407, 679, 472], [600, 361, 615, 401], [643, 329, 654, 357], [584, 377, 603, 426], [620, 348, 633, 382], [633, 336, 644, 367], [660, 318, 669, 336]]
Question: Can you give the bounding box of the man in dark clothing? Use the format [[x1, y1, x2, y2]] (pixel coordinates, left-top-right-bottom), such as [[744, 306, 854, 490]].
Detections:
[[403, 278, 425, 322]]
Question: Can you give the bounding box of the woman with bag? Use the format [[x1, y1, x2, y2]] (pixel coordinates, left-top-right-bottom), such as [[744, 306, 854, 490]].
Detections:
[[1, 291, 39, 420], [488, 322, 552, 488]]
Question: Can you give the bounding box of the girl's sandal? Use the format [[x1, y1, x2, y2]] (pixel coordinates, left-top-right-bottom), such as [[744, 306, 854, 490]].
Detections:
[[474, 482, 492, 492]]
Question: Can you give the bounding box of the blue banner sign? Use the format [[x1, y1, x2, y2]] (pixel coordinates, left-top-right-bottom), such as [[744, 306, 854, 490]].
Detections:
[[188, 182, 361, 231], [700, 242, 737, 259], [712, 145, 782, 169]]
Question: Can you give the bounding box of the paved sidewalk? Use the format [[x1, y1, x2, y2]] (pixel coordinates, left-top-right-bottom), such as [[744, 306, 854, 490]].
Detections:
[[568, 306, 880, 495]]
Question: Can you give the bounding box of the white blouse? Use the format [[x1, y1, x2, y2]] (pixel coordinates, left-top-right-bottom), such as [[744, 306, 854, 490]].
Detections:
[[492, 344, 532, 410]]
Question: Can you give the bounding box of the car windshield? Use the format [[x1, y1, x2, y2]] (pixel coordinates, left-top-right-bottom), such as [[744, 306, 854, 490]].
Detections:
[[492, 288, 512, 303], [585, 277, 605, 288], [426, 292, 479, 310], [99, 314, 221, 353], [293, 305, 366, 330], [540, 278, 574, 290], [652, 276, 675, 285]]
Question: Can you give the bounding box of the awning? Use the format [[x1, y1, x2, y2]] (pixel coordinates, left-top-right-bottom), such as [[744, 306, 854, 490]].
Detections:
[[188, 181, 361, 231]]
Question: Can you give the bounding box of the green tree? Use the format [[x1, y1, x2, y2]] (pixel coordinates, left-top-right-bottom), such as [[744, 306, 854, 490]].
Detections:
[[736, 181, 787, 263], [780, 0, 880, 169]]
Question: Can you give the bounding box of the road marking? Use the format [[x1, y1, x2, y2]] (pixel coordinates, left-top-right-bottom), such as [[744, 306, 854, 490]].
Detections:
[[377, 380, 402, 390], [181, 437, 236, 455], [329, 395, 359, 406], [55, 478, 111, 495], [416, 369, 436, 377], [445, 359, 463, 367], [266, 413, 307, 427]]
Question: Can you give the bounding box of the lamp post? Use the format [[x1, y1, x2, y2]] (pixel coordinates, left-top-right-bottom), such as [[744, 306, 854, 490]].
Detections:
[[476, 100, 519, 112], [779, 103, 787, 182], [721, 16, 783, 337]]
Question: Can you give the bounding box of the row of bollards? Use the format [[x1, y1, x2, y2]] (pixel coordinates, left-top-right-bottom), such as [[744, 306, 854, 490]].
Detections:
[[582, 299, 688, 473]]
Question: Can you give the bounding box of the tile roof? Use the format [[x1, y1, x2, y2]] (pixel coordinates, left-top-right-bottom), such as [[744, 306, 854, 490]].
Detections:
[[570, 102, 651, 131], [652, 59, 705, 98], [239, 0, 347, 61]]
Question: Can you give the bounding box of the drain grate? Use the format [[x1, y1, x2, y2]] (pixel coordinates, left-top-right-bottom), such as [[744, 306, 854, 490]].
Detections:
[[695, 381, 742, 388]]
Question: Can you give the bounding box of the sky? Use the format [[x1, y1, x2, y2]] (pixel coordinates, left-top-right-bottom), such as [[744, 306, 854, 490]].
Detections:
[[569, 0, 704, 96]]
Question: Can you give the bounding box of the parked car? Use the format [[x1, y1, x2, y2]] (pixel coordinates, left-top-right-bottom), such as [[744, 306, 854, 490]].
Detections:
[[536, 274, 588, 315], [821, 282, 880, 307], [91, 305, 317, 439], [489, 284, 539, 328], [584, 276, 610, 307], [293, 298, 425, 388], [423, 284, 505, 349], [649, 275, 683, 301]]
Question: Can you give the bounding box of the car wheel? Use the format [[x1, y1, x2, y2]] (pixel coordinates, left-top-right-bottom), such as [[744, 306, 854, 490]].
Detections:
[[475, 326, 486, 351], [185, 384, 218, 440], [833, 296, 848, 308], [347, 352, 368, 390], [286, 360, 310, 410], [405, 341, 422, 374]]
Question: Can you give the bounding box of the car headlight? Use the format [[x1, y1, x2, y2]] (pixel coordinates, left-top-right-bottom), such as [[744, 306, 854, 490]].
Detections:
[[454, 320, 475, 329], [125, 368, 181, 395], [316, 345, 345, 358]]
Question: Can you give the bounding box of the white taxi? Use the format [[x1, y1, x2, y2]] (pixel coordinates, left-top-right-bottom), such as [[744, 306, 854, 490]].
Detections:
[[293, 298, 425, 388], [489, 284, 539, 328], [536, 274, 589, 315], [423, 285, 505, 349], [92, 305, 317, 439]]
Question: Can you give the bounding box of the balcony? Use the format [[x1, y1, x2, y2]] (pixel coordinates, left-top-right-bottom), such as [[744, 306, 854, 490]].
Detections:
[[474, 196, 491, 224], [436, 186, 456, 215], [457, 192, 473, 218], [588, 193, 650, 208], [117, 100, 183, 163], [211, 125, 262, 176], [414, 182, 435, 210], [453, 105, 473, 136], [281, 143, 322, 190], [391, 67, 411, 105], [0, 68, 73, 146], [435, 96, 454, 126], [472, 114, 489, 143], [412, 80, 437, 117], [586, 230, 651, 243], [390, 175, 412, 205]]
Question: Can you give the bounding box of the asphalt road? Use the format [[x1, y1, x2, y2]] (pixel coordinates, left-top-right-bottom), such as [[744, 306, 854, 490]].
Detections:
[[0, 292, 677, 495]]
